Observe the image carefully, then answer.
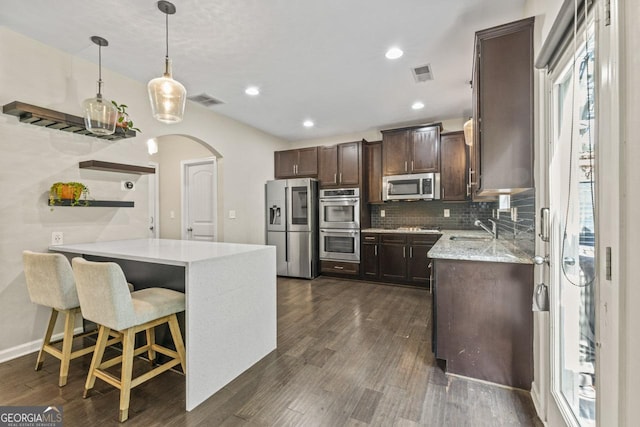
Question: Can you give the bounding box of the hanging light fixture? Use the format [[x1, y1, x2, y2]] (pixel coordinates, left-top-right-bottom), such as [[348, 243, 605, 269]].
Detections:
[[83, 36, 117, 135], [148, 0, 186, 124], [463, 118, 474, 146]]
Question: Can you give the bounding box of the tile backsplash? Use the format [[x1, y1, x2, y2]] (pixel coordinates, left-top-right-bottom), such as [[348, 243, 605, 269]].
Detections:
[[370, 201, 494, 229], [368, 188, 535, 257]]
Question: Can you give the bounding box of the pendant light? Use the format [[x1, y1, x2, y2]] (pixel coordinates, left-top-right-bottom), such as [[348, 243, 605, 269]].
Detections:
[[148, 0, 186, 124], [83, 36, 117, 135]]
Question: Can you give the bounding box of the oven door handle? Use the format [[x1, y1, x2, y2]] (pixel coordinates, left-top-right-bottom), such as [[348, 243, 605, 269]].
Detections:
[[320, 229, 358, 234]]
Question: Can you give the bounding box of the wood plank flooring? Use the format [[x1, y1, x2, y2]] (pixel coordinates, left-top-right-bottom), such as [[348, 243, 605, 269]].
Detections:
[[0, 276, 542, 426]]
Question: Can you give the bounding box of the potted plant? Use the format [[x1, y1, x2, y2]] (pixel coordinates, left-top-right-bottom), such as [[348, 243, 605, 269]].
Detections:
[[49, 182, 90, 207], [111, 101, 141, 133]]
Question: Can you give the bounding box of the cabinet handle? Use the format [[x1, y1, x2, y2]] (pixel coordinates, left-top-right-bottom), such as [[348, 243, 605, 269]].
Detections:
[[404, 161, 408, 172], [403, 247, 406, 258], [293, 165, 296, 175], [334, 266, 344, 270], [339, 172, 342, 183], [410, 246, 413, 258], [442, 187, 445, 199], [296, 164, 299, 174], [411, 160, 414, 171], [375, 245, 378, 256], [334, 173, 337, 184], [365, 236, 376, 241]]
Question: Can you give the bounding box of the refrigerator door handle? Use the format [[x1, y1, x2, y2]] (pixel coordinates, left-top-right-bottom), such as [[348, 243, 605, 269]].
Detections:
[[285, 186, 289, 262]]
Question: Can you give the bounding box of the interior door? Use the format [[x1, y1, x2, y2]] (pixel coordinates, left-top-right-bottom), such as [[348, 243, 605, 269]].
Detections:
[[148, 161, 159, 238], [547, 23, 597, 427], [182, 158, 217, 241]]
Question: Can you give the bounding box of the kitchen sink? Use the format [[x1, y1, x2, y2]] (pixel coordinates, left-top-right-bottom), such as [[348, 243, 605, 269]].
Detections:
[[449, 235, 494, 241]]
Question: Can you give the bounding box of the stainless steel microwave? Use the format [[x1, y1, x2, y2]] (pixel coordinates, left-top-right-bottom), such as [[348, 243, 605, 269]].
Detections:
[[382, 173, 440, 201]]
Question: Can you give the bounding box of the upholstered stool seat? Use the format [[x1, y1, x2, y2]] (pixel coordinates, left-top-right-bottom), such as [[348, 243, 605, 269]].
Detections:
[[72, 257, 186, 423], [22, 250, 128, 387]]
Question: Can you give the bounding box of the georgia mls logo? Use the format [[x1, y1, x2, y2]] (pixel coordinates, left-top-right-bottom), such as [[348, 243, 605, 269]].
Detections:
[[0, 405, 63, 427]]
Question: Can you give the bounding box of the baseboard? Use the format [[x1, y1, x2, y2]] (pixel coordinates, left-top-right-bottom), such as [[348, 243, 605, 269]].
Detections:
[[0, 327, 84, 364], [530, 381, 547, 426]]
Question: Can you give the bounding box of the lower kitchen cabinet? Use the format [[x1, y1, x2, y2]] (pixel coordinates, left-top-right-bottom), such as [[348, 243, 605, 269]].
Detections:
[[320, 260, 360, 276], [433, 258, 533, 389], [361, 232, 440, 288]]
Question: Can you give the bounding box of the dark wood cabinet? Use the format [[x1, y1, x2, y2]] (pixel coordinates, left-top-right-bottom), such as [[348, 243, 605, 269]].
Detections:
[[360, 233, 440, 288], [364, 141, 382, 203], [440, 131, 468, 201], [274, 147, 318, 179], [433, 259, 533, 389], [361, 233, 379, 279], [317, 141, 360, 188], [382, 125, 440, 176], [320, 260, 359, 276], [470, 17, 534, 197]]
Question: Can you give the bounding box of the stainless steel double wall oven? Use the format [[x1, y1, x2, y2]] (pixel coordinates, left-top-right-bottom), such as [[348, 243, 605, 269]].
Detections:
[[318, 188, 360, 262]]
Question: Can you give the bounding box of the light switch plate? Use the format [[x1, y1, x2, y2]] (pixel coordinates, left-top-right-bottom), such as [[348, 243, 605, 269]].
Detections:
[[229, 210, 236, 219], [444, 209, 450, 218], [380, 210, 385, 218]]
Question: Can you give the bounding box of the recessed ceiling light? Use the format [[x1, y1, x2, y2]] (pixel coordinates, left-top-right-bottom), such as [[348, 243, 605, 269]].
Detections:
[[303, 120, 314, 128], [245, 86, 260, 96], [385, 47, 404, 60], [412, 101, 425, 110]]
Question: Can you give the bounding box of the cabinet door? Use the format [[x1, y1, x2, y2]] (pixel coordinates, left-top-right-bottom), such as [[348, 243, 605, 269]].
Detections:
[[364, 141, 382, 203], [382, 130, 409, 175], [318, 146, 338, 187], [379, 242, 407, 281], [411, 126, 439, 173], [274, 150, 298, 179], [338, 142, 360, 186], [296, 147, 318, 177], [361, 243, 379, 279], [407, 244, 431, 287], [440, 132, 468, 201]]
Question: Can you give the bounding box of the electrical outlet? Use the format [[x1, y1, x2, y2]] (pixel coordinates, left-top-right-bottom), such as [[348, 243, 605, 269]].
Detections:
[[443, 209, 450, 218], [51, 231, 63, 246], [380, 209, 385, 218]]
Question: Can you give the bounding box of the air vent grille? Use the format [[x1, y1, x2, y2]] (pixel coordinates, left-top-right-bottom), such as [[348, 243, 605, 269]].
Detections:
[[412, 64, 434, 82], [188, 93, 224, 107]]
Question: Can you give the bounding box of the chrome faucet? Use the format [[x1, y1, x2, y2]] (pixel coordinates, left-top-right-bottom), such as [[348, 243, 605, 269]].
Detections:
[[474, 219, 497, 239]]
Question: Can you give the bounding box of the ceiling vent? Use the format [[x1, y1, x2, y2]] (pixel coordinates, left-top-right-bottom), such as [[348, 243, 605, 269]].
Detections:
[[187, 93, 224, 107], [412, 64, 434, 83]]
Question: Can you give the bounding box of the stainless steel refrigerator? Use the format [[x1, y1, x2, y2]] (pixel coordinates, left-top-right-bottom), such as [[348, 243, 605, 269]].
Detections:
[[266, 178, 318, 279]]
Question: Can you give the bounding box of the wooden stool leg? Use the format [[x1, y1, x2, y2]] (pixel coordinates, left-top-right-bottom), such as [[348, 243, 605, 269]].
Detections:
[[168, 314, 186, 373], [36, 308, 58, 371], [145, 327, 156, 366], [118, 328, 135, 423], [58, 309, 76, 387], [83, 325, 110, 398]]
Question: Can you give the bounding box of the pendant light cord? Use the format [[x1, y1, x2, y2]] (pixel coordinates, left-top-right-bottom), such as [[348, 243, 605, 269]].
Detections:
[[97, 43, 103, 97], [165, 11, 169, 60]]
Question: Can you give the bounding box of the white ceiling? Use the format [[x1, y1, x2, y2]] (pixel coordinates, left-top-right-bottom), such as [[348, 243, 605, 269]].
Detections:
[[1, 0, 526, 141]]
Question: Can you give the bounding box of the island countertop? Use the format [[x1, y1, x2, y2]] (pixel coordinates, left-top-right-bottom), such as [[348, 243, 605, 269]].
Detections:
[[49, 238, 268, 266], [428, 230, 533, 264]]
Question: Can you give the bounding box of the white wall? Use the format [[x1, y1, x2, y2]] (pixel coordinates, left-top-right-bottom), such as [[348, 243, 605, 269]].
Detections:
[[0, 27, 286, 360]]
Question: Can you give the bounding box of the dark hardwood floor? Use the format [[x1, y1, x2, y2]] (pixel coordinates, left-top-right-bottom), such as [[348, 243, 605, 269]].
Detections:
[[0, 276, 542, 426]]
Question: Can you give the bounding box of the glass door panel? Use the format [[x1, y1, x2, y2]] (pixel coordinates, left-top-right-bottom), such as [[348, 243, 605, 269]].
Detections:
[[290, 186, 308, 226], [549, 26, 596, 427]]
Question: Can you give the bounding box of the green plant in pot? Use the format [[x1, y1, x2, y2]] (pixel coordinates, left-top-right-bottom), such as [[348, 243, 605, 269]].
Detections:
[[49, 182, 90, 207], [111, 101, 141, 133]]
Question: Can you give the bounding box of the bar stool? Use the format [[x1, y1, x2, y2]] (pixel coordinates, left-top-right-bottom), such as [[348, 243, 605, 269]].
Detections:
[[22, 250, 105, 387], [72, 257, 186, 423]]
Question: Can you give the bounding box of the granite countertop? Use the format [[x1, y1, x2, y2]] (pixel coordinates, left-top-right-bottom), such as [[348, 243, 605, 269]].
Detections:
[[428, 230, 533, 264], [361, 228, 532, 264]]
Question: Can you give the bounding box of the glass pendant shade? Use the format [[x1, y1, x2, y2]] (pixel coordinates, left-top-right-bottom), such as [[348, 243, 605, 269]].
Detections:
[[83, 93, 117, 135], [84, 36, 117, 135], [148, 58, 186, 123], [463, 118, 474, 146]]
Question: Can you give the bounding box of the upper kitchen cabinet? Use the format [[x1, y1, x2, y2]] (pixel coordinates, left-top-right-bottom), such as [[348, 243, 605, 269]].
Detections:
[[364, 140, 383, 203], [470, 17, 534, 197], [382, 125, 440, 176], [440, 131, 468, 201], [274, 147, 318, 179], [317, 141, 361, 188]]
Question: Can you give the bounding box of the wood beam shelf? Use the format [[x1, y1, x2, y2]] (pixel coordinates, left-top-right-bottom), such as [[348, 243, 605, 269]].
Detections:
[[79, 160, 155, 174], [48, 200, 135, 208], [2, 101, 136, 141]]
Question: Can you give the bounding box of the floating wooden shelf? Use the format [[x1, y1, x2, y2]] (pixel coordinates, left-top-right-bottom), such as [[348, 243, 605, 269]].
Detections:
[[48, 200, 135, 208], [79, 160, 155, 174], [3, 101, 136, 141]]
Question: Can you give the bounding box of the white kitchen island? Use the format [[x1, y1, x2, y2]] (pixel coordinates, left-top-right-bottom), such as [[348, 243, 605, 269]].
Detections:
[[49, 238, 277, 411]]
